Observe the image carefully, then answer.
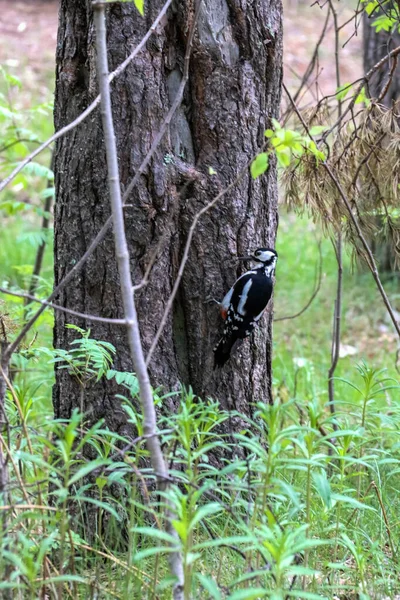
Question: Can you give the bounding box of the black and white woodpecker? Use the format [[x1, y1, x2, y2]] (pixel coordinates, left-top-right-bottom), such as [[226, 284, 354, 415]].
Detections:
[[213, 247, 278, 368]]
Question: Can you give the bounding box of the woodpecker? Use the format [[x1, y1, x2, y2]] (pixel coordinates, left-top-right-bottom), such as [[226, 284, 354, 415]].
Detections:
[[213, 247, 278, 368]]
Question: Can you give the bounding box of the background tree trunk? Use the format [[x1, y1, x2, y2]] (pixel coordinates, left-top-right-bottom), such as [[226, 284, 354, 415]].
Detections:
[[363, 9, 400, 105], [53, 0, 283, 433], [363, 8, 400, 273]]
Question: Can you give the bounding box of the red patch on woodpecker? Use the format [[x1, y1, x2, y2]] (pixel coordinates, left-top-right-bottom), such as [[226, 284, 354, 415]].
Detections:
[[220, 307, 228, 320]]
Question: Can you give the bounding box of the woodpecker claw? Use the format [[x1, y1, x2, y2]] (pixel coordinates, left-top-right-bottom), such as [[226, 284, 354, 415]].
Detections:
[[204, 296, 221, 306]]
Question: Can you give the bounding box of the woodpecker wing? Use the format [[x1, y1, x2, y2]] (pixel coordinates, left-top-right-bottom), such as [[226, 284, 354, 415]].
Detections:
[[214, 268, 273, 368], [229, 270, 273, 324]]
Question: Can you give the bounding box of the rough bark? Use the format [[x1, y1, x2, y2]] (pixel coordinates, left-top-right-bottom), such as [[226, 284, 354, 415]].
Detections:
[[363, 9, 400, 105], [53, 0, 282, 432], [363, 9, 400, 272]]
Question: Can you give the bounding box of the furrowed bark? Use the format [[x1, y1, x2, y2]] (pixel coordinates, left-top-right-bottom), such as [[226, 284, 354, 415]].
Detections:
[[53, 0, 283, 426]]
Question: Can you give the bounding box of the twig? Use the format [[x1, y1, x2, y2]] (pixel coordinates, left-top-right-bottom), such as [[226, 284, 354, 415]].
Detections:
[[327, 233, 342, 427], [286, 6, 331, 113], [322, 44, 400, 141], [27, 157, 54, 303], [326, 1, 342, 427], [93, 4, 184, 597], [0, 344, 11, 597], [274, 240, 322, 322], [0, 0, 173, 194], [145, 159, 254, 366], [0, 287, 130, 325], [376, 55, 399, 103], [371, 481, 395, 559]]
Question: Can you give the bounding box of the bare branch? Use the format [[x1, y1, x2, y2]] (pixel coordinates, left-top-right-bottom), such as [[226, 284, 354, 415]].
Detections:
[[274, 241, 322, 322], [327, 233, 342, 426], [0, 287, 130, 326], [323, 44, 400, 140], [93, 3, 185, 596], [376, 54, 399, 103]]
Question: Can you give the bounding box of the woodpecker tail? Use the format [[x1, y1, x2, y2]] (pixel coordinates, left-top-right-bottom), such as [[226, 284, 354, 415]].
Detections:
[[213, 333, 237, 369]]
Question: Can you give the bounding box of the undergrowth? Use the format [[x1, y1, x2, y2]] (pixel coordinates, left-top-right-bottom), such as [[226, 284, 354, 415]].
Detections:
[[1, 343, 400, 598]]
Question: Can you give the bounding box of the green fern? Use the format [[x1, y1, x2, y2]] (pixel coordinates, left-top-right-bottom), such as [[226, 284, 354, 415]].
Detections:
[[43, 325, 116, 385]]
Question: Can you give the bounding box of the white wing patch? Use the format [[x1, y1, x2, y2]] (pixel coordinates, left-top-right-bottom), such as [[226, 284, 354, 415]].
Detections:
[[237, 279, 252, 316], [221, 270, 258, 311], [254, 308, 265, 322], [221, 286, 234, 311]]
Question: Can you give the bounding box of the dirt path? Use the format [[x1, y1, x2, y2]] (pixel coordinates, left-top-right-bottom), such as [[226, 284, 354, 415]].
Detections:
[[0, 0, 58, 103], [0, 0, 362, 110]]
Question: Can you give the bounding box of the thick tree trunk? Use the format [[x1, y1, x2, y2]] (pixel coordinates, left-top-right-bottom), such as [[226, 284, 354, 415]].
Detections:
[[53, 0, 282, 431], [363, 10, 400, 272]]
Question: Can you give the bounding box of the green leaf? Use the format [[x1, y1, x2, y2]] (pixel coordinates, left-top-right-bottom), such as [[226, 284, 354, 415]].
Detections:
[[355, 86, 371, 106], [134, 0, 144, 16], [227, 589, 267, 600], [336, 83, 352, 100], [96, 476, 107, 491], [250, 153, 269, 179], [172, 519, 187, 543], [331, 493, 376, 510], [285, 592, 326, 599], [67, 458, 110, 486], [188, 502, 221, 532], [197, 574, 222, 599], [364, 0, 378, 15], [309, 125, 328, 136], [133, 527, 179, 545], [276, 149, 291, 168], [133, 546, 177, 561], [20, 161, 54, 181], [372, 14, 396, 33]]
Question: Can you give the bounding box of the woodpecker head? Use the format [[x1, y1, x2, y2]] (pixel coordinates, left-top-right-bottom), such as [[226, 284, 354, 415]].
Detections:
[[238, 247, 278, 275]]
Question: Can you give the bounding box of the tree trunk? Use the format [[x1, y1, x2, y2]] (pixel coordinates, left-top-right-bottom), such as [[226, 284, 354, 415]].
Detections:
[[53, 0, 282, 433], [364, 9, 400, 105], [363, 9, 400, 272]]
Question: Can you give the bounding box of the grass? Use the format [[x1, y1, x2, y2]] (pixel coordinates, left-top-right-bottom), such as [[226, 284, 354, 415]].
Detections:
[[274, 213, 399, 404]]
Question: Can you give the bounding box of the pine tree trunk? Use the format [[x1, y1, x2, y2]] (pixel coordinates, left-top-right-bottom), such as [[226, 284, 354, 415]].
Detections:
[[53, 0, 283, 432], [363, 10, 400, 272]]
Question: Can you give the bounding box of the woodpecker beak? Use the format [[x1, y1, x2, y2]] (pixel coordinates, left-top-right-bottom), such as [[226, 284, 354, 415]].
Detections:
[[237, 255, 254, 262]]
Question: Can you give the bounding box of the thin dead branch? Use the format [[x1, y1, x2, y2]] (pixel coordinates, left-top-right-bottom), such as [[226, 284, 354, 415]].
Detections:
[[0, 287, 130, 325], [274, 240, 323, 322]]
